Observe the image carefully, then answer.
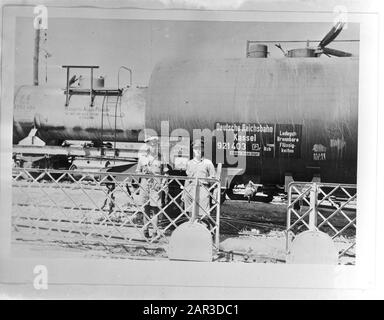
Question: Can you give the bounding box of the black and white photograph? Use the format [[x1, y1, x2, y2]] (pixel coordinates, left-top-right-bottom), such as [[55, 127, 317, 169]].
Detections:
[[0, 0, 382, 300]]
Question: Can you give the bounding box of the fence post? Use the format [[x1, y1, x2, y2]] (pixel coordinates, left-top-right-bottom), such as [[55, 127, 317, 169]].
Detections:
[[191, 177, 199, 223], [215, 163, 222, 248], [286, 183, 292, 253], [215, 181, 221, 248], [309, 183, 318, 231]]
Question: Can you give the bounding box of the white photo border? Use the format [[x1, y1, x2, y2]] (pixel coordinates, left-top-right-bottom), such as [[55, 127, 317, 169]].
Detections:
[[0, 0, 381, 299]]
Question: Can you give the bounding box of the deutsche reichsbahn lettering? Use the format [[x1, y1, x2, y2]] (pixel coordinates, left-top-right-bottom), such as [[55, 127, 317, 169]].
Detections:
[[216, 122, 302, 161], [216, 123, 273, 133]]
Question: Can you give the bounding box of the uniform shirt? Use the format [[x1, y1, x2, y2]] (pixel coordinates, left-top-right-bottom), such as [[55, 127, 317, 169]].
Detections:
[[136, 154, 163, 175], [186, 158, 216, 181]]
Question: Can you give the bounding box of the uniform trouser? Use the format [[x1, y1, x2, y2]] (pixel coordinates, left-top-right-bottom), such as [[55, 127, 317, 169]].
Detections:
[[143, 205, 160, 234], [138, 178, 162, 206], [183, 182, 211, 218], [139, 178, 162, 234], [102, 184, 116, 215]]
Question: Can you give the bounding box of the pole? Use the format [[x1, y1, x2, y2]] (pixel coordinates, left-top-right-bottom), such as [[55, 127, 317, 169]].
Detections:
[[286, 184, 292, 253], [33, 20, 41, 86], [215, 163, 222, 248], [309, 183, 318, 231], [114, 97, 118, 153], [90, 67, 94, 106], [65, 67, 70, 106], [101, 95, 105, 164], [191, 177, 199, 223]]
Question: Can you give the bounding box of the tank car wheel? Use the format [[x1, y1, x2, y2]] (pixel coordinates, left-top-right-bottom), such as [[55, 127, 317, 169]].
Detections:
[[260, 194, 274, 203]]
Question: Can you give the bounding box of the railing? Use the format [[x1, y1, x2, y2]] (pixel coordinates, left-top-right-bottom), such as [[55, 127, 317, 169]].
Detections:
[[286, 182, 357, 260], [12, 168, 221, 257]]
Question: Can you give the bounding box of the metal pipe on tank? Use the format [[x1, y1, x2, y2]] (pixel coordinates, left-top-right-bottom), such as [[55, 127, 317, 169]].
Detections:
[[118, 66, 132, 89], [116, 66, 132, 152]]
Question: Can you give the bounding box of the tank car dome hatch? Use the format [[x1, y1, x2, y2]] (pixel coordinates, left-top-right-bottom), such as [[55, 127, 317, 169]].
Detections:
[[286, 48, 317, 58], [246, 43, 268, 58], [270, 21, 354, 58], [285, 21, 353, 58]]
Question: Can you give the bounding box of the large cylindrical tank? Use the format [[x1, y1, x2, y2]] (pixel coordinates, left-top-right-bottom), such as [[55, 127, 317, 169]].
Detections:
[[146, 57, 359, 184], [13, 86, 146, 144]]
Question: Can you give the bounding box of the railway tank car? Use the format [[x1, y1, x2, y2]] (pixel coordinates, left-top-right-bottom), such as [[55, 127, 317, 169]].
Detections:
[[146, 56, 358, 190], [13, 85, 146, 145], [12, 22, 359, 198], [12, 57, 359, 194]]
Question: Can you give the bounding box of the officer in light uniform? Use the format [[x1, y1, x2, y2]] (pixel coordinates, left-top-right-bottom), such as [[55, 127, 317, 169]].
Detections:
[[184, 139, 216, 218], [136, 136, 168, 238]]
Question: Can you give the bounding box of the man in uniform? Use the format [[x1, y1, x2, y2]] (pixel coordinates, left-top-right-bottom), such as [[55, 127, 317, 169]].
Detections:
[[136, 136, 167, 239], [183, 139, 216, 219]]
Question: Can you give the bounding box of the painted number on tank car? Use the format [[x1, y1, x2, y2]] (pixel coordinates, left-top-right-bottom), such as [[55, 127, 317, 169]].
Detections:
[[216, 142, 246, 150], [215, 122, 302, 162]]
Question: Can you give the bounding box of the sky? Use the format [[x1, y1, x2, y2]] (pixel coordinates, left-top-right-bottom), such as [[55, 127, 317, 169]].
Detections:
[[14, 17, 359, 88]]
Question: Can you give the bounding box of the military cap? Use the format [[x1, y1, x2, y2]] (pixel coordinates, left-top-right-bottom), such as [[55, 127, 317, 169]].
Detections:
[[144, 136, 159, 144], [192, 139, 204, 148]]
